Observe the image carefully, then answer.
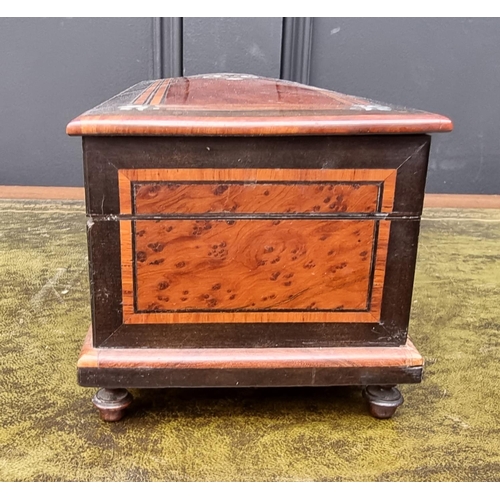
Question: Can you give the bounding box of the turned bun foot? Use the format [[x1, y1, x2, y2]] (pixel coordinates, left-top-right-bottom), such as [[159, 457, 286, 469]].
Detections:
[[362, 385, 404, 419], [92, 388, 133, 422]]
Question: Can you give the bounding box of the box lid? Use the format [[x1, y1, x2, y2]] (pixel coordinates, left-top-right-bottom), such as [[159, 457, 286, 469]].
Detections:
[[66, 73, 453, 136]]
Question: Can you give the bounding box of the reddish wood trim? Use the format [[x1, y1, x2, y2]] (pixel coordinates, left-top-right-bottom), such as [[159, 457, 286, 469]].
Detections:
[[78, 326, 423, 370], [67, 113, 453, 137], [149, 79, 172, 106], [77, 329, 98, 368], [0, 185, 85, 200], [67, 75, 453, 137]]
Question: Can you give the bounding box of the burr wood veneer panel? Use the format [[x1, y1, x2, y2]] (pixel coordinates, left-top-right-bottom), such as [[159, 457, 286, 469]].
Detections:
[[134, 182, 379, 215], [117, 167, 394, 325], [118, 168, 396, 215], [120, 219, 390, 324]]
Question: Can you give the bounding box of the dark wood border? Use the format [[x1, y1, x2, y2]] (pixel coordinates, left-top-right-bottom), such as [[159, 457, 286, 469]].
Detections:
[[79, 365, 423, 388], [78, 328, 423, 388], [82, 135, 430, 217], [88, 217, 418, 348], [87, 220, 123, 346], [83, 135, 427, 348]]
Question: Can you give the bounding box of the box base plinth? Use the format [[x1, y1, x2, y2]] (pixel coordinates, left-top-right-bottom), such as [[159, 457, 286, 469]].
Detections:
[[78, 326, 423, 421]]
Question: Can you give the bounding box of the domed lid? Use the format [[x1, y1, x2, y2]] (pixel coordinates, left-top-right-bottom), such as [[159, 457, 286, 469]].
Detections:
[[67, 73, 453, 136]]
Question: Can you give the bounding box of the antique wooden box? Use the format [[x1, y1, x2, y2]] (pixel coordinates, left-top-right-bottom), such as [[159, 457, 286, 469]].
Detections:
[[67, 74, 452, 421]]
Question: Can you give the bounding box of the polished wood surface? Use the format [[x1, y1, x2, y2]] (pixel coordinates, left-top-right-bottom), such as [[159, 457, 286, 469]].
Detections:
[[67, 74, 453, 136], [70, 77, 447, 417], [118, 168, 396, 216], [80, 345, 423, 389], [117, 164, 394, 326], [78, 327, 423, 390], [89, 216, 410, 348], [79, 135, 427, 347], [78, 326, 423, 370], [83, 135, 430, 217], [134, 182, 379, 216], [134, 219, 375, 312], [120, 219, 391, 324]]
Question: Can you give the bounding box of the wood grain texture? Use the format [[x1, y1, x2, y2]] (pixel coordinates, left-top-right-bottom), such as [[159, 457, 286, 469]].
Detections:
[[67, 74, 453, 136], [120, 220, 134, 325], [118, 168, 396, 216], [134, 182, 380, 216], [134, 219, 374, 312], [77, 326, 423, 388], [90, 218, 417, 348], [78, 326, 423, 370], [81, 135, 428, 348], [120, 218, 389, 324], [83, 135, 430, 217]]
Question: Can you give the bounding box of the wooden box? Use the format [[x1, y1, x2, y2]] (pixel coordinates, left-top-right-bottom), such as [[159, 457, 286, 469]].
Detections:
[[67, 74, 452, 420]]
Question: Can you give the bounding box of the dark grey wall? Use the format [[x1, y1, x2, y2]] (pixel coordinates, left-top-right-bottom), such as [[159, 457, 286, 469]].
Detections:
[[183, 18, 282, 78], [310, 18, 500, 195], [0, 17, 498, 194], [0, 18, 154, 187]]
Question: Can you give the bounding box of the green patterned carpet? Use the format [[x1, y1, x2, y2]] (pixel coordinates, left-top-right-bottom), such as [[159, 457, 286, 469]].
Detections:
[[1, 200, 500, 481]]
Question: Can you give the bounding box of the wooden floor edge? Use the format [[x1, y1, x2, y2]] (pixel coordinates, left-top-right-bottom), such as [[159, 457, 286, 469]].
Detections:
[[0, 185, 85, 200], [1, 186, 499, 208], [424, 193, 500, 209]]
